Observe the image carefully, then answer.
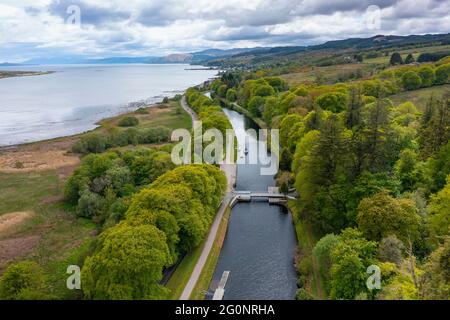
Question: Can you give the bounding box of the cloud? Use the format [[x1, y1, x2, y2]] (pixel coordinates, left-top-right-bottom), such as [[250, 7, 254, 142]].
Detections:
[[0, 0, 449, 61]]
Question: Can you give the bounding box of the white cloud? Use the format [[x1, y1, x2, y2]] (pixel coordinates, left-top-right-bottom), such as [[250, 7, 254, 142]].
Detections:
[[0, 0, 448, 61]]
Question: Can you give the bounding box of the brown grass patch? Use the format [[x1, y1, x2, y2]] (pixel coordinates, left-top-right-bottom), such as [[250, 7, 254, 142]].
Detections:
[[0, 235, 41, 270], [0, 211, 34, 235], [0, 150, 79, 173]]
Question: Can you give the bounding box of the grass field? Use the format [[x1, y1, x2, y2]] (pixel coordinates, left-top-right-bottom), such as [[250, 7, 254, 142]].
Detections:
[[280, 63, 369, 86], [99, 100, 192, 132], [0, 170, 95, 298], [364, 44, 450, 65], [389, 84, 450, 110]]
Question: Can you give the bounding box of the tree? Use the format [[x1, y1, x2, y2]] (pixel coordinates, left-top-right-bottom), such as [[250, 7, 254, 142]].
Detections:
[[428, 174, 450, 238], [253, 84, 275, 97], [248, 96, 264, 117], [378, 235, 405, 266], [313, 233, 341, 284], [425, 142, 450, 193], [394, 149, 422, 192], [423, 237, 450, 299], [226, 88, 237, 102], [345, 86, 364, 129], [418, 66, 436, 87], [420, 96, 450, 157], [434, 63, 450, 84], [377, 261, 420, 300], [390, 52, 403, 65], [217, 84, 228, 98], [329, 228, 377, 299], [402, 71, 422, 91], [359, 98, 393, 172], [404, 53, 415, 64], [316, 92, 348, 113], [76, 189, 105, 219], [0, 261, 50, 300], [82, 222, 172, 300], [356, 192, 420, 242]]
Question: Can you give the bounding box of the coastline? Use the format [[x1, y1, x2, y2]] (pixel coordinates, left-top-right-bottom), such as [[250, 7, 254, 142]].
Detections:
[[0, 70, 55, 79]]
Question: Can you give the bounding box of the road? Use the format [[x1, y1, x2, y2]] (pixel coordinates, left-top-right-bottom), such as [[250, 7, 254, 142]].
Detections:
[[179, 95, 236, 300], [180, 95, 198, 123]]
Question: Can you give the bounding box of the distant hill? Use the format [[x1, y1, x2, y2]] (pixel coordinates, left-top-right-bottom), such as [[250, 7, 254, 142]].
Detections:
[[11, 32, 450, 67], [202, 33, 450, 67]]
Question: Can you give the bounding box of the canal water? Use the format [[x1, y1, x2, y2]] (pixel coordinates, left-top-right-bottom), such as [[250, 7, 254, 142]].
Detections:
[[207, 108, 298, 300]]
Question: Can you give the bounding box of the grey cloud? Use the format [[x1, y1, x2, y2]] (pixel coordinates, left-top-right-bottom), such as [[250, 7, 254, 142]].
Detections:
[[48, 0, 130, 25]]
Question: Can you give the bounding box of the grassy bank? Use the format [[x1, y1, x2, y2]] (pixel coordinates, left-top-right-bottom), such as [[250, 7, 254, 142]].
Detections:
[[165, 241, 206, 299], [287, 200, 325, 299], [190, 206, 231, 300]]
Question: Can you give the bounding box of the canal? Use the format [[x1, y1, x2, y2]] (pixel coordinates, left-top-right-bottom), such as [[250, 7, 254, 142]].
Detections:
[[207, 107, 298, 300]]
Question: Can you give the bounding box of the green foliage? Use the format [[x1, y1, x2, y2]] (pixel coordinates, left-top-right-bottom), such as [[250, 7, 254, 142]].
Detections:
[[248, 96, 264, 117], [428, 175, 450, 238], [420, 96, 450, 158], [356, 192, 420, 243], [82, 222, 171, 299], [394, 149, 423, 192], [390, 52, 403, 65], [328, 228, 377, 299], [226, 88, 237, 102], [402, 71, 422, 91], [434, 63, 450, 84], [118, 116, 139, 127], [378, 235, 405, 265], [418, 66, 436, 87], [423, 237, 450, 299], [217, 84, 228, 98], [72, 133, 107, 154], [65, 148, 174, 224], [0, 261, 51, 300], [404, 53, 415, 64], [316, 92, 348, 113]]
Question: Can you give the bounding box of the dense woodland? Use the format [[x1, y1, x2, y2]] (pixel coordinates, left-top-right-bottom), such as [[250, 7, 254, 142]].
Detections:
[[209, 54, 450, 300]]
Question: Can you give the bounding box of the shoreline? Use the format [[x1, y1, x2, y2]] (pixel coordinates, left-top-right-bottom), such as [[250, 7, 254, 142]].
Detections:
[[0, 70, 55, 80]]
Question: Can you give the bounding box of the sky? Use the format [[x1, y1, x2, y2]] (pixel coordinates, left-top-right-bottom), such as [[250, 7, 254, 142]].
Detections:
[[0, 0, 449, 62]]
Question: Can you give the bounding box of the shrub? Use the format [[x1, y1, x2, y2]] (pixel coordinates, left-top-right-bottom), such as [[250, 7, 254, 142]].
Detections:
[[72, 134, 107, 154], [135, 107, 148, 114], [14, 161, 24, 169], [139, 126, 171, 144], [76, 189, 105, 218], [418, 66, 436, 87], [316, 92, 348, 113], [226, 88, 237, 102], [118, 116, 139, 127], [435, 63, 450, 84], [296, 288, 314, 300], [0, 261, 50, 300], [402, 71, 422, 90]]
